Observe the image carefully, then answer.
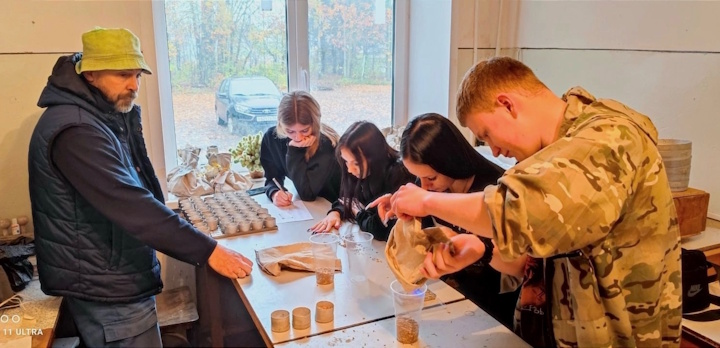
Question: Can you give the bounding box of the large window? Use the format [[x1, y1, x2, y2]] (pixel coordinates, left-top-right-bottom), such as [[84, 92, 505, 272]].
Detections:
[[158, 0, 397, 170]]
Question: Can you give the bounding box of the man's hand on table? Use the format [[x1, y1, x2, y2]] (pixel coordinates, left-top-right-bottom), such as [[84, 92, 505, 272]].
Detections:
[[208, 245, 254, 279]]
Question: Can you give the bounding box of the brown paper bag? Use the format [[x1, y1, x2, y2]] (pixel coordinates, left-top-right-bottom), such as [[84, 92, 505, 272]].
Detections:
[[255, 242, 342, 276], [205, 153, 252, 192], [385, 219, 453, 290], [167, 146, 213, 197]]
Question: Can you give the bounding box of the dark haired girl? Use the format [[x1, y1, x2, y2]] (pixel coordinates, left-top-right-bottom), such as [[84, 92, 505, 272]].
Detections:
[[310, 121, 414, 241]]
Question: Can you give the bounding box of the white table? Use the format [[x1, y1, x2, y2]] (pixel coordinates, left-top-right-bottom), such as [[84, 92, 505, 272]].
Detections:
[[216, 184, 524, 346], [276, 300, 530, 348]]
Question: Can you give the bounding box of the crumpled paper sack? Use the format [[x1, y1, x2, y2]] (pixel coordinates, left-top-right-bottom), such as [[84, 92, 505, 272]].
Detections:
[[385, 219, 453, 291], [167, 146, 213, 197], [205, 153, 252, 193], [255, 242, 342, 276]]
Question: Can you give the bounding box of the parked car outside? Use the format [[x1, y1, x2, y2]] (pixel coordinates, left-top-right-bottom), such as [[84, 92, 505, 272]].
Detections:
[[215, 76, 282, 134]]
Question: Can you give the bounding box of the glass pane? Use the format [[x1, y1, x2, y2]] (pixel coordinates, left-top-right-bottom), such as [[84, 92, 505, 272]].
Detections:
[[163, 0, 288, 166], [307, 0, 394, 135]]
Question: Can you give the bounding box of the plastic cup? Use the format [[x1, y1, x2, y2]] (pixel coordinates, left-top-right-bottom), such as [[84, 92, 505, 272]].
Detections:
[[342, 231, 373, 282], [390, 280, 427, 344], [310, 233, 339, 285]]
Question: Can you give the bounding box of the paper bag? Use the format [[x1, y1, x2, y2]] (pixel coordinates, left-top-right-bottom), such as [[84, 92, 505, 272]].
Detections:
[[167, 146, 213, 197], [385, 219, 453, 291], [255, 242, 342, 276], [205, 153, 252, 192]]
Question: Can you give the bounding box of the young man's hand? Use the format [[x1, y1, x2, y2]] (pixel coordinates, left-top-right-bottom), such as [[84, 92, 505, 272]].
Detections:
[[420, 234, 483, 279]]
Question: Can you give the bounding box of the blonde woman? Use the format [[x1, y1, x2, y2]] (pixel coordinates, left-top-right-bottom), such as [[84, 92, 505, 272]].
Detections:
[[260, 90, 342, 207]]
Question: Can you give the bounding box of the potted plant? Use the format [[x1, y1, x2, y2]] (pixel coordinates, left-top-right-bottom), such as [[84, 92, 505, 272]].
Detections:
[[230, 132, 264, 178]]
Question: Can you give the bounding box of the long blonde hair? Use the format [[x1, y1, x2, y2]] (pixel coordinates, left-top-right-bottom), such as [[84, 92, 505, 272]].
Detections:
[[275, 90, 339, 160]]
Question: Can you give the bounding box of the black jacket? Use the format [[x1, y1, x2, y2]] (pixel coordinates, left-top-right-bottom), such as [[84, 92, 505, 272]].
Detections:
[[330, 159, 414, 241], [260, 126, 341, 203], [28, 54, 216, 302]]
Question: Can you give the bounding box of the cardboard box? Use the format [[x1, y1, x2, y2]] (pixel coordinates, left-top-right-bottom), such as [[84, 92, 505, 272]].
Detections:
[[673, 188, 710, 238]]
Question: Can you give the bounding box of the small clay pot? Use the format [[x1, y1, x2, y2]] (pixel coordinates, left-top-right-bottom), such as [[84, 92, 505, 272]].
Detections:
[[315, 301, 334, 323], [223, 223, 238, 235], [292, 307, 311, 330], [250, 219, 263, 230], [271, 310, 290, 332], [237, 221, 250, 233], [264, 217, 277, 228], [205, 217, 218, 231], [195, 223, 210, 235]]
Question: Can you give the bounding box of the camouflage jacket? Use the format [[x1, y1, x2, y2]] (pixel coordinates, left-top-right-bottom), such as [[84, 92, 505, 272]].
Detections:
[[484, 87, 682, 347]]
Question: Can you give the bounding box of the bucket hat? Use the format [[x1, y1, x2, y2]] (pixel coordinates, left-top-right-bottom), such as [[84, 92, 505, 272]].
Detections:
[[75, 27, 152, 74]]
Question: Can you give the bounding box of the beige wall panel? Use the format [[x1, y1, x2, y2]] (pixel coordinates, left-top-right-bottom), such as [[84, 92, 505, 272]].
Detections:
[[0, 54, 62, 231], [2, 0, 149, 54], [452, 0, 503, 49]]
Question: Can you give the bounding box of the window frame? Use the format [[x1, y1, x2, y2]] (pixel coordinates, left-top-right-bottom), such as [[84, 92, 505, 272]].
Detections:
[[150, 0, 409, 172]]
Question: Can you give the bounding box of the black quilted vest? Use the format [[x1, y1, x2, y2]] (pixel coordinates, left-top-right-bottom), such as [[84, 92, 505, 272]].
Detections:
[[28, 55, 163, 302]]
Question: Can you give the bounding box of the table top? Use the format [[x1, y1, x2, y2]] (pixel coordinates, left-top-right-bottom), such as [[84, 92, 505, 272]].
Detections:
[[216, 187, 466, 344], [0, 277, 61, 348], [681, 226, 720, 252], [275, 299, 530, 348]]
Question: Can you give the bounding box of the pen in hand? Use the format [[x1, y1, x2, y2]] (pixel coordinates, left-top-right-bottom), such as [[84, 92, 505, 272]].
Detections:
[[272, 177, 285, 194], [271, 177, 293, 206]]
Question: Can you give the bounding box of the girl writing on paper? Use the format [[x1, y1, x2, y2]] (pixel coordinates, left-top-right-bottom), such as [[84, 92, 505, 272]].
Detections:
[[310, 121, 414, 241], [260, 91, 342, 207]]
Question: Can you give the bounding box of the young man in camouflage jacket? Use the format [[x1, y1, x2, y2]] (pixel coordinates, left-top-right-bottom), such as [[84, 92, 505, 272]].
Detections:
[[378, 57, 682, 347]]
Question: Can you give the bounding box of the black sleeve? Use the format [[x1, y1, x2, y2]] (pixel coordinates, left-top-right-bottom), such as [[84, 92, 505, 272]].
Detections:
[[285, 138, 338, 201], [260, 129, 285, 200], [328, 200, 346, 220], [355, 161, 415, 241], [52, 126, 217, 266], [356, 207, 393, 241]]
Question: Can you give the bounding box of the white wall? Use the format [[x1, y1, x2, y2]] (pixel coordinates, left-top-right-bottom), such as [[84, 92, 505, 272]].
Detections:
[[1, 0, 189, 293], [406, 0, 452, 119], [451, 0, 720, 218]]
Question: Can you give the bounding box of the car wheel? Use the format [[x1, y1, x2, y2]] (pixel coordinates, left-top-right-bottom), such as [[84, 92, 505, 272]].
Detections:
[[227, 115, 237, 134]]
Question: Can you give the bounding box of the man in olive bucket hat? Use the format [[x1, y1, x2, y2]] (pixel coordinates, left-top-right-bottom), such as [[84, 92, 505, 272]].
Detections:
[[29, 27, 253, 346]]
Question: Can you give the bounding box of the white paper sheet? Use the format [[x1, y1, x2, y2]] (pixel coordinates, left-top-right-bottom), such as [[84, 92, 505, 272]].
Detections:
[[264, 199, 313, 223]]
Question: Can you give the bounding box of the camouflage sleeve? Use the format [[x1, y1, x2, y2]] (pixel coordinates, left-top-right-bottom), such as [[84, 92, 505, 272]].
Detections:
[[485, 115, 651, 259]]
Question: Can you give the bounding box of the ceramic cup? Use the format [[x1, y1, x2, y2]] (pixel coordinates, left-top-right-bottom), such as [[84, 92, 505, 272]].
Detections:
[[292, 307, 311, 330], [271, 310, 290, 332], [315, 301, 334, 323]]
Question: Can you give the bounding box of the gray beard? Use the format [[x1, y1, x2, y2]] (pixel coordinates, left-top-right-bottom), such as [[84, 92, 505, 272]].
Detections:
[[115, 101, 134, 113]]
